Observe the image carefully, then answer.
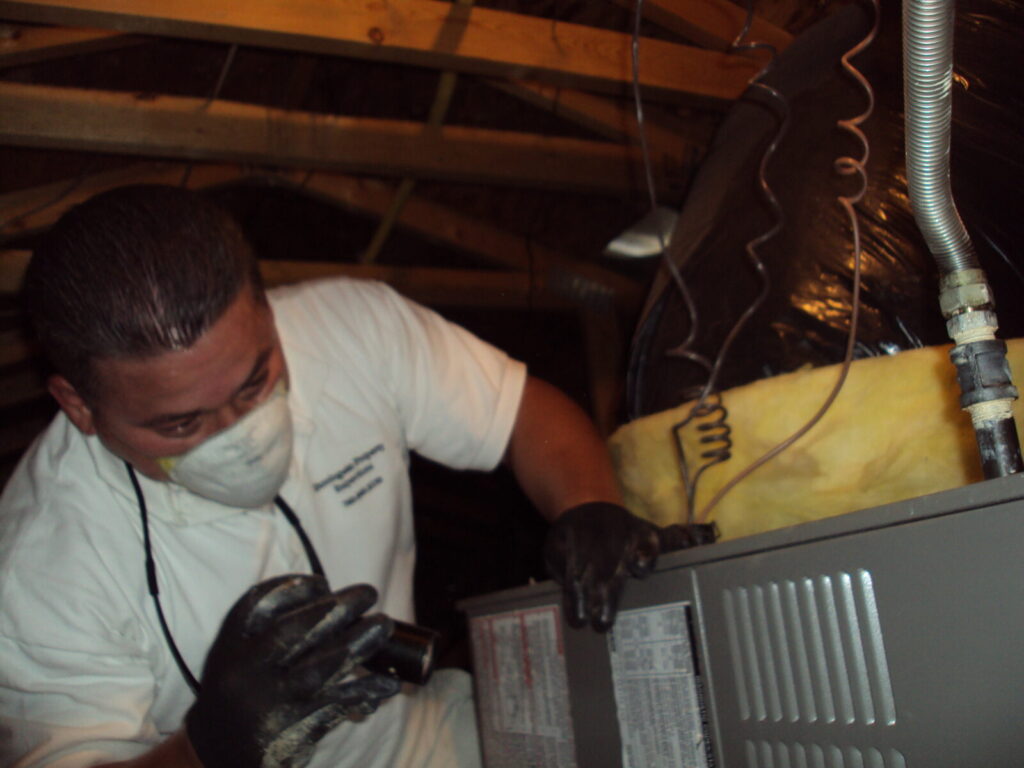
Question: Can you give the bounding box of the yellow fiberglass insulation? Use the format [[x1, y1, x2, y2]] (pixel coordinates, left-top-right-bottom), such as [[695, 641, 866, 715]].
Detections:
[[608, 339, 1024, 542]]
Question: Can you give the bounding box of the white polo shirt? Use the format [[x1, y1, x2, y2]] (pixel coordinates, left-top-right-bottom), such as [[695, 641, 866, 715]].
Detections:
[[0, 278, 527, 768]]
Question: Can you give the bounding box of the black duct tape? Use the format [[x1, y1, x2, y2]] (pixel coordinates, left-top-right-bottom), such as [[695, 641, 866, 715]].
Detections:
[[974, 418, 1024, 478], [950, 339, 1019, 408]]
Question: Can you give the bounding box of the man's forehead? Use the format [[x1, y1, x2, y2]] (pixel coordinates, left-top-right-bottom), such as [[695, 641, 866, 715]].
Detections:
[[87, 293, 279, 417], [91, 342, 274, 414]]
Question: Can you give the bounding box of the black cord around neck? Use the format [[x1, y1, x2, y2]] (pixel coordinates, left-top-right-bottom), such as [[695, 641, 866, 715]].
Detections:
[[126, 462, 323, 697], [274, 495, 324, 579]]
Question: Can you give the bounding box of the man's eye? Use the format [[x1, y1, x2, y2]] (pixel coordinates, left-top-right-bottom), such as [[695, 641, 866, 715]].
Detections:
[[239, 376, 269, 402], [157, 418, 201, 438]]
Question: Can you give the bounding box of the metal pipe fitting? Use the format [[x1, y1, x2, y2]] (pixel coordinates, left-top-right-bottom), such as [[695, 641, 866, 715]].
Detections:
[[903, 0, 1022, 478], [938, 269, 992, 319]]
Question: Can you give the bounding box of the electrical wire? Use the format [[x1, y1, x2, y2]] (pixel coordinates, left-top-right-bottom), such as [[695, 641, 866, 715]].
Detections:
[[979, 227, 1024, 292], [632, 0, 879, 523], [181, 43, 239, 187], [207, 44, 239, 107], [690, 1, 786, 407], [691, 80, 786, 406], [674, 111, 784, 519], [630, 0, 706, 370], [694, 0, 881, 523], [673, 389, 732, 517], [632, 0, 785, 519]]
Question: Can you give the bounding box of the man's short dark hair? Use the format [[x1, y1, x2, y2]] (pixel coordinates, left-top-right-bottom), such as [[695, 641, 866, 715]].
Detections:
[[23, 184, 265, 399]]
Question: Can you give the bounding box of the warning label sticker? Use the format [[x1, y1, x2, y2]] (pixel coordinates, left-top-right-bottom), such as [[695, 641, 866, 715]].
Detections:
[[607, 602, 713, 768], [469, 605, 577, 768]]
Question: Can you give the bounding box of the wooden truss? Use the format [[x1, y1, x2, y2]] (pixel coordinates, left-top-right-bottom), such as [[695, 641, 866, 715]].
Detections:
[[0, 0, 791, 449]]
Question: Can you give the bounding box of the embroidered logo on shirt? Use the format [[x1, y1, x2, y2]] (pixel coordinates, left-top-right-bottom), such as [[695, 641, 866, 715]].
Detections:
[[313, 444, 385, 506]]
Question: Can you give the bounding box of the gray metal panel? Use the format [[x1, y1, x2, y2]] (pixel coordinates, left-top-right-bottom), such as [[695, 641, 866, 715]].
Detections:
[[460, 476, 1024, 767], [461, 474, 1024, 614], [696, 499, 1024, 767], [463, 586, 628, 766]]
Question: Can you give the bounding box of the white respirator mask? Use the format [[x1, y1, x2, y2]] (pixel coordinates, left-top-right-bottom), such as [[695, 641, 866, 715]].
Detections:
[[156, 382, 293, 508]]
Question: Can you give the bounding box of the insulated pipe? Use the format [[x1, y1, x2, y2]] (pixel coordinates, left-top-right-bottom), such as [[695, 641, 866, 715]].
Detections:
[[903, 0, 1023, 478]]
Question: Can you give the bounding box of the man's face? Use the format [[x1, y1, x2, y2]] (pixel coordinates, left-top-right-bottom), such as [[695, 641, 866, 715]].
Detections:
[[51, 287, 287, 481]]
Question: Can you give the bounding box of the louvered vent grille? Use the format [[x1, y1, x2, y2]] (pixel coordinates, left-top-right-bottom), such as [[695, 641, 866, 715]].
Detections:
[[743, 741, 907, 768], [723, 569, 895, 726]]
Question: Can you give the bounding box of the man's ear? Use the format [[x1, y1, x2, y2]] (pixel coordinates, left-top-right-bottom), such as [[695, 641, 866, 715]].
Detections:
[[48, 375, 97, 435]]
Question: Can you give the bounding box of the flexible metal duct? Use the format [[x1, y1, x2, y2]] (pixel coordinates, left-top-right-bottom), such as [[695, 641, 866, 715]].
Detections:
[[903, 0, 1022, 477], [903, 0, 979, 274]]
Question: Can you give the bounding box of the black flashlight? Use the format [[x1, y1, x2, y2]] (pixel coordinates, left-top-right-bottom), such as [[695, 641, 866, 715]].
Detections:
[[363, 619, 439, 686]]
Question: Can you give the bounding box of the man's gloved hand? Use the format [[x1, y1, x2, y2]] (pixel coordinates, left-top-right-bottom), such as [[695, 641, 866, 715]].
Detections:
[[544, 503, 719, 632], [544, 502, 661, 633], [186, 574, 402, 768]]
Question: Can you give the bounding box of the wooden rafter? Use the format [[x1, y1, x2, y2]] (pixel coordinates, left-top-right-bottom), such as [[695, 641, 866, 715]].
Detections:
[[358, 0, 475, 265], [0, 23, 144, 66], [259, 261, 575, 309], [0, 0, 761, 104], [293, 172, 643, 306], [0, 329, 32, 368], [0, 162, 243, 238], [485, 79, 715, 152], [0, 82, 681, 194], [0, 243, 573, 336], [0, 164, 643, 305], [0, 249, 29, 293], [611, 0, 792, 52]]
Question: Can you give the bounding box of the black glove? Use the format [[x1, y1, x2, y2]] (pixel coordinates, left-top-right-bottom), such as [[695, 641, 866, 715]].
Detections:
[[544, 503, 718, 632], [186, 574, 402, 768], [544, 502, 660, 632]]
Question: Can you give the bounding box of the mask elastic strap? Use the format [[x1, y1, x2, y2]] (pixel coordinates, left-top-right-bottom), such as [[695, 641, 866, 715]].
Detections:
[[126, 461, 324, 697]]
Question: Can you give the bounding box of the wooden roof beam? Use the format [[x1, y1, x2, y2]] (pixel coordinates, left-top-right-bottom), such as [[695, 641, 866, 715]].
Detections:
[[0, 249, 30, 293], [0, 0, 761, 104], [0, 328, 33, 367], [484, 78, 714, 154], [610, 0, 792, 53], [0, 23, 144, 67], [260, 261, 576, 310], [0, 161, 245, 239], [0, 164, 643, 306], [1, 247, 576, 310], [292, 171, 643, 307], [0, 82, 679, 195]]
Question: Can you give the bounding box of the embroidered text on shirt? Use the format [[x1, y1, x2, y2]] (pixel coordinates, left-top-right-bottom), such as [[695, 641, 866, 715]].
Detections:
[[312, 444, 385, 499]]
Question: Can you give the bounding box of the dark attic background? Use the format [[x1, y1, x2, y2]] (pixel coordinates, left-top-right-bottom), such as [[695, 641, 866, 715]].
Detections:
[[628, 0, 1024, 416], [1, 0, 1022, 666]]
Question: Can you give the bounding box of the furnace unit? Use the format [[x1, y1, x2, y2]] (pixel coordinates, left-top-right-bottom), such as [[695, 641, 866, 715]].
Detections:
[[461, 475, 1024, 767]]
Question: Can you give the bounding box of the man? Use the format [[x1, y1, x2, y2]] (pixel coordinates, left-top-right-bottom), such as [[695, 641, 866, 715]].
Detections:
[[0, 186, 665, 767]]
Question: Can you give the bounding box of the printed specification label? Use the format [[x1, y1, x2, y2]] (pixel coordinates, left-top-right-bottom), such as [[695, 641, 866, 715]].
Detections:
[[470, 605, 577, 768], [608, 602, 713, 768]]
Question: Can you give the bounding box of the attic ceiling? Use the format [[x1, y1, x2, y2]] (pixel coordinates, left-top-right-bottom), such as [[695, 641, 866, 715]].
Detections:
[[0, 0, 805, 227], [0, 0, 812, 476]]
